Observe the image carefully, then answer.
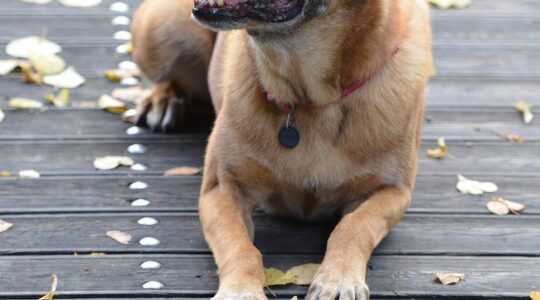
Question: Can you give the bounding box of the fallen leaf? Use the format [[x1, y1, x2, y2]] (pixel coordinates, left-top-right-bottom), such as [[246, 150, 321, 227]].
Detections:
[[0, 59, 19, 76], [106, 230, 132, 245], [38, 274, 58, 300], [44, 89, 70, 107], [530, 291, 540, 300], [19, 61, 42, 84], [291, 297, 298, 300], [456, 175, 498, 195], [18, 169, 40, 178], [164, 166, 202, 176], [0, 219, 13, 233], [6, 36, 61, 58], [264, 268, 295, 287], [93, 156, 134, 170], [516, 101, 535, 124], [105, 69, 140, 82], [487, 197, 525, 216], [98, 94, 128, 113], [427, 137, 448, 158], [74, 101, 98, 108], [112, 86, 148, 102], [288, 263, 319, 285], [8, 98, 44, 109], [428, 0, 471, 9], [29, 51, 65, 75], [0, 171, 11, 177], [59, 0, 102, 7], [0, 108, 4, 123], [435, 273, 465, 285], [89, 252, 107, 256], [21, 0, 54, 4], [506, 133, 525, 143], [43, 66, 85, 89]]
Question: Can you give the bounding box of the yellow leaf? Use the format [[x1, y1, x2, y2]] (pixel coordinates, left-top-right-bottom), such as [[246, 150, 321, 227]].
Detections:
[[164, 166, 202, 176], [98, 94, 128, 114], [264, 268, 295, 287], [28, 51, 65, 75], [0, 170, 11, 177], [106, 230, 132, 245], [516, 101, 535, 124], [428, 0, 471, 9], [8, 97, 44, 109], [506, 133, 524, 143], [530, 291, 540, 300], [427, 137, 448, 158], [0, 219, 13, 233], [38, 274, 58, 300], [288, 263, 319, 285], [105, 69, 140, 82], [44, 88, 70, 107], [435, 273, 465, 285]]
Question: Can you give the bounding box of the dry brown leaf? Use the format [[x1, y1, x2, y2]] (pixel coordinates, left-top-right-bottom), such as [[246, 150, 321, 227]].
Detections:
[[43, 66, 85, 89], [38, 274, 58, 300], [530, 291, 540, 300], [6, 36, 61, 58], [164, 166, 202, 176], [428, 0, 471, 9], [506, 133, 525, 143], [93, 156, 134, 170], [19, 61, 42, 84], [435, 273, 465, 285], [516, 101, 535, 124], [487, 197, 525, 216], [98, 94, 128, 114], [427, 137, 448, 158], [456, 175, 497, 195], [9, 97, 44, 109], [106, 230, 132, 245], [0, 219, 14, 233], [44, 88, 70, 107]]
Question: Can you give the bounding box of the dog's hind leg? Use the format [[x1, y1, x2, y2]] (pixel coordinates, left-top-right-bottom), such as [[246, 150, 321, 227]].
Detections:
[[131, 0, 215, 132]]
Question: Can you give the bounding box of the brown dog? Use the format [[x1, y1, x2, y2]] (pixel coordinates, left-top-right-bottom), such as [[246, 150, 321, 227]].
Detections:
[[132, 0, 432, 298]]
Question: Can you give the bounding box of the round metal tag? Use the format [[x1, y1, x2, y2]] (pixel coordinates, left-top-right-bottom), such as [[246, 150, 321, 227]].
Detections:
[[278, 127, 300, 149]]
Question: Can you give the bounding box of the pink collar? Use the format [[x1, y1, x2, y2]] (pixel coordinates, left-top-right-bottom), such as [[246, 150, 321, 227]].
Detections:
[[266, 45, 400, 113]]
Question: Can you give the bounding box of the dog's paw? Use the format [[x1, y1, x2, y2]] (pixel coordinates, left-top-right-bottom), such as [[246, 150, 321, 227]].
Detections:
[[135, 87, 186, 133], [306, 268, 370, 300], [211, 289, 268, 300]]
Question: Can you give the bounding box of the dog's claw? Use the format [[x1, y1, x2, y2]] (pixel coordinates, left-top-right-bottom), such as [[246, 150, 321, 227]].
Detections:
[[135, 87, 186, 133], [211, 290, 267, 300], [306, 268, 370, 300]]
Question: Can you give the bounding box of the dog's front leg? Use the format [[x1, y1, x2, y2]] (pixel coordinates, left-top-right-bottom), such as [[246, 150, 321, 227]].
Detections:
[[307, 186, 412, 300], [200, 186, 267, 300]]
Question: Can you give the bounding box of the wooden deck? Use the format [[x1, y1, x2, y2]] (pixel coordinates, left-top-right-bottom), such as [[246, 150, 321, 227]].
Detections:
[[1, 0, 539, 299]]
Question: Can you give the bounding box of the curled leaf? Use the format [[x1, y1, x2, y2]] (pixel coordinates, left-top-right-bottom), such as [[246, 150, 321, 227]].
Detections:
[[9, 98, 44, 109], [98, 94, 128, 114], [435, 273, 465, 285], [20, 61, 42, 84], [106, 230, 132, 245], [44, 88, 70, 107], [516, 101, 535, 124], [456, 175, 497, 195], [427, 137, 448, 158], [38, 274, 58, 300]]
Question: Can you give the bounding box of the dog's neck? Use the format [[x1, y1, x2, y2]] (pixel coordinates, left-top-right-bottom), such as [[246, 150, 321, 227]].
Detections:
[[248, 1, 403, 108]]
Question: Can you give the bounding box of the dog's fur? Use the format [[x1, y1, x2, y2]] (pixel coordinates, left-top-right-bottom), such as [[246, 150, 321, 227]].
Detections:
[[132, 0, 432, 298]]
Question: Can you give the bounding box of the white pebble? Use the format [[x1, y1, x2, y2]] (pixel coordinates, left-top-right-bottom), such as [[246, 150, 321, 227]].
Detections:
[[138, 217, 158, 226], [110, 1, 129, 12], [129, 181, 148, 190], [116, 44, 129, 54], [114, 31, 132, 41], [131, 163, 147, 171], [142, 281, 164, 289], [112, 16, 130, 26], [140, 261, 161, 269], [126, 126, 141, 135], [140, 237, 160, 246], [121, 77, 139, 86], [127, 144, 147, 154], [130, 199, 149, 207], [118, 60, 138, 71]]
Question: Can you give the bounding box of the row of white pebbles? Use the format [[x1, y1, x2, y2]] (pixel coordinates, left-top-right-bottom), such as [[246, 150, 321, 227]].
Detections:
[[110, 1, 165, 290]]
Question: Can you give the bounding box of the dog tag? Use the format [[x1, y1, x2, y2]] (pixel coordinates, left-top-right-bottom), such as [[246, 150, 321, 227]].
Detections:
[[279, 127, 300, 149]]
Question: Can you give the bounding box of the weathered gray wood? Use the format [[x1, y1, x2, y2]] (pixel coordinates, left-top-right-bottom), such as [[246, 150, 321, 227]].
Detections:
[[1, 213, 539, 256], [0, 254, 538, 298], [0, 175, 538, 215]]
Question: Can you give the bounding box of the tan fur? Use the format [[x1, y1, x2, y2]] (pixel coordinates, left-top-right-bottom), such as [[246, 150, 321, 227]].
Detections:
[[132, 0, 432, 298]]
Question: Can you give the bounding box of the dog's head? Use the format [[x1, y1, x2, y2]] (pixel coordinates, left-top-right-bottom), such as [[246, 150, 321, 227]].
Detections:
[[192, 0, 348, 33]]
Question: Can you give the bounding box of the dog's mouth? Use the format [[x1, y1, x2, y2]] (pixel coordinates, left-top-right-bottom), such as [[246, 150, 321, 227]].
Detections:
[[192, 0, 305, 27]]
